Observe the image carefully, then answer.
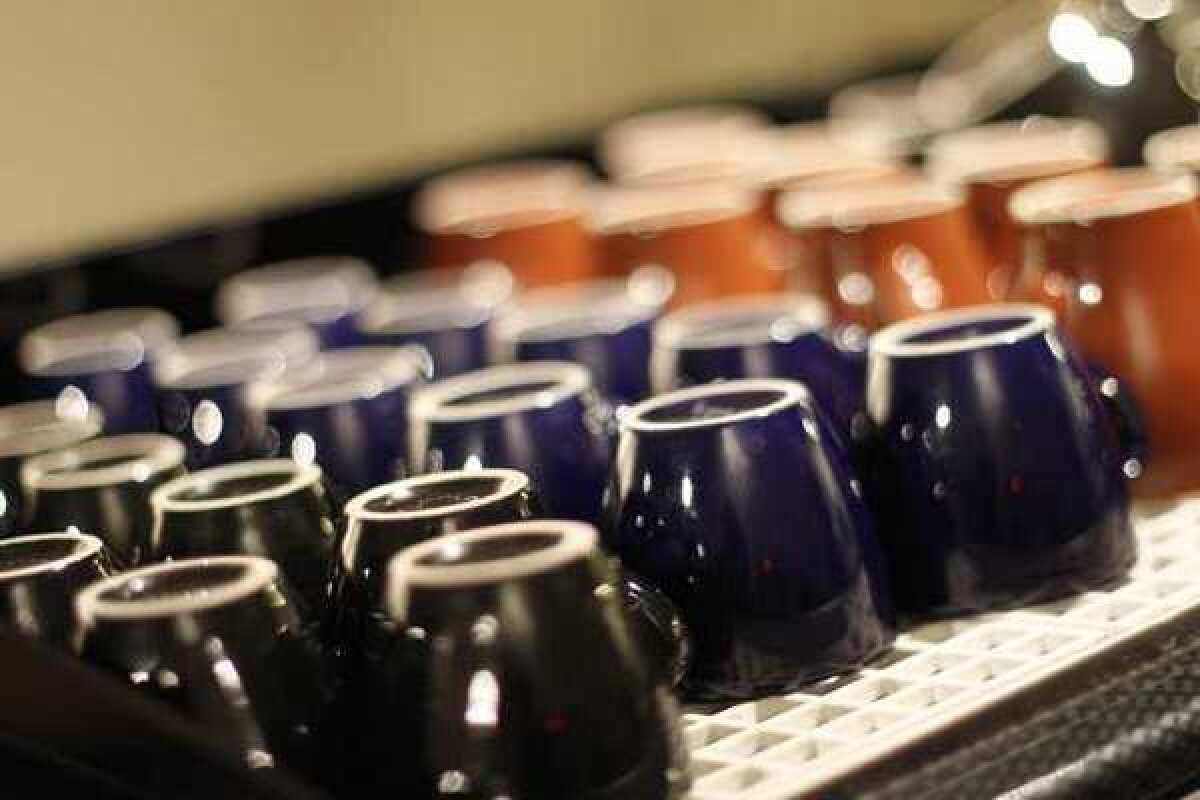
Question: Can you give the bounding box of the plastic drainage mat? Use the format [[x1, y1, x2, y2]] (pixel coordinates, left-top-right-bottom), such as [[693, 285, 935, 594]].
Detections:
[[681, 500, 1200, 800]]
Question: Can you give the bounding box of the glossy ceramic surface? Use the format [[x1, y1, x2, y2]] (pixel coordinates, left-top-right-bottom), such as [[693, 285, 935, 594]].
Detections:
[[76, 557, 333, 781], [927, 118, 1108, 301], [356, 286, 494, 379], [149, 460, 337, 617], [216, 256, 378, 349], [253, 346, 426, 506], [491, 268, 674, 406], [153, 327, 319, 469], [359, 521, 688, 797], [414, 160, 597, 287], [865, 305, 1136, 616], [0, 533, 113, 650], [778, 179, 991, 329], [650, 294, 865, 435], [410, 362, 613, 524], [21, 434, 187, 567], [603, 380, 895, 700], [1009, 169, 1200, 498], [0, 400, 104, 537]]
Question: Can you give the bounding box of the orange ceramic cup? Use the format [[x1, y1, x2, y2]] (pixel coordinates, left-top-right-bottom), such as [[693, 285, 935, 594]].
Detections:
[[927, 118, 1109, 300], [590, 183, 785, 308], [1009, 168, 1200, 498], [413, 160, 597, 288], [777, 179, 991, 329]]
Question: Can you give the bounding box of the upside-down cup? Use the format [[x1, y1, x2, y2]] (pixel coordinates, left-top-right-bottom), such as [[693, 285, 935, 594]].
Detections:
[[149, 459, 337, 617], [592, 182, 786, 306], [1008, 168, 1200, 498], [362, 521, 689, 797], [216, 256, 378, 349], [865, 305, 1137, 615], [414, 160, 597, 287], [604, 379, 894, 699], [21, 434, 186, 567], [410, 362, 612, 525], [0, 532, 113, 650], [778, 178, 991, 329], [490, 266, 674, 405], [75, 556, 333, 780], [926, 117, 1108, 300]]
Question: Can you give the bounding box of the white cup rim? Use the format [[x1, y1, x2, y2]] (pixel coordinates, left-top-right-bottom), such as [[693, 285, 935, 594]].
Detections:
[[22, 434, 185, 491], [411, 362, 592, 424], [621, 378, 810, 433], [150, 459, 322, 514], [1008, 167, 1198, 225], [0, 532, 105, 582], [654, 294, 830, 351], [343, 468, 530, 522], [869, 303, 1054, 358], [0, 400, 104, 459]]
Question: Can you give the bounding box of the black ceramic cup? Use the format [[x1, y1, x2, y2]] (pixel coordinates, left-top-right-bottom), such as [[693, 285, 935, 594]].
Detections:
[[362, 520, 689, 798], [19, 308, 180, 433], [20, 434, 187, 568], [252, 346, 428, 507], [865, 304, 1137, 615], [216, 256, 378, 349], [410, 362, 613, 524], [75, 556, 333, 780], [0, 532, 114, 650], [604, 379, 895, 700], [152, 326, 319, 469], [0, 399, 104, 537], [149, 460, 337, 617]]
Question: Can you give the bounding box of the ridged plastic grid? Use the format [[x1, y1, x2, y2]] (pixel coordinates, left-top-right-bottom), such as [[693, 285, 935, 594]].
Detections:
[[682, 500, 1200, 799]]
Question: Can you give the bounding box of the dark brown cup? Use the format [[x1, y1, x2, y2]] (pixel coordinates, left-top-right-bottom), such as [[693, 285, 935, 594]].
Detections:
[[1009, 168, 1200, 498], [413, 160, 597, 288]]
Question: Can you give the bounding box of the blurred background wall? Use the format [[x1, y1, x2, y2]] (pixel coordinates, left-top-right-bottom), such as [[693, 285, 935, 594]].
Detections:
[[1, 0, 1004, 269]]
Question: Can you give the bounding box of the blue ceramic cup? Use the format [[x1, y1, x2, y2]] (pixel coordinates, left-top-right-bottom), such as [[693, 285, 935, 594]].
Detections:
[[216, 256, 378, 349], [490, 266, 674, 406], [19, 308, 181, 433], [650, 295, 866, 436], [604, 379, 895, 700], [409, 362, 612, 524], [358, 262, 515, 379], [252, 346, 428, 506], [152, 326, 319, 469], [865, 304, 1137, 616]]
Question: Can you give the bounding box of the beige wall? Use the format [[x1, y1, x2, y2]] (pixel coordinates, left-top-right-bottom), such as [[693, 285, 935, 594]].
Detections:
[[0, 0, 1003, 268]]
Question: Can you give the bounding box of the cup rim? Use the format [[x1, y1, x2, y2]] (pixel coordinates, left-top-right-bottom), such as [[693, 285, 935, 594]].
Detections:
[[216, 256, 378, 326], [382, 261, 516, 310], [1144, 124, 1200, 171], [153, 326, 320, 390], [414, 159, 593, 233], [386, 520, 597, 616], [0, 532, 105, 582], [21, 308, 180, 362], [21, 434, 186, 491], [412, 362, 592, 423], [778, 178, 965, 230], [621, 378, 810, 433], [357, 290, 493, 337], [1008, 167, 1198, 225], [925, 117, 1109, 184], [588, 182, 759, 234], [0, 399, 105, 459], [653, 294, 830, 351], [249, 347, 426, 411], [75, 555, 278, 621], [869, 303, 1055, 358], [150, 458, 322, 513], [599, 104, 769, 178], [344, 468, 530, 522]]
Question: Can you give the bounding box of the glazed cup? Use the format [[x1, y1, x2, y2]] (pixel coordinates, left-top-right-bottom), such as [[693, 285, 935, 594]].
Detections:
[[149, 459, 337, 617], [359, 520, 688, 798], [0, 399, 104, 537], [490, 266, 674, 405], [414, 160, 597, 287], [591, 182, 787, 305], [926, 117, 1108, 300], [216, 256, 378, 349], [650, 294, 865, 435], [410, 362, 613, 524], [778, 178, 992, 329], [1008, 168, 1200, 498], [865, 304, 1137, 615], [75, 556, 333, 780], [252, 346, 427, 506], [20, 434, 187, 567], [604, 379, 895, 700], [152, 326, 319, 469], [0, 532, 114, 650]]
